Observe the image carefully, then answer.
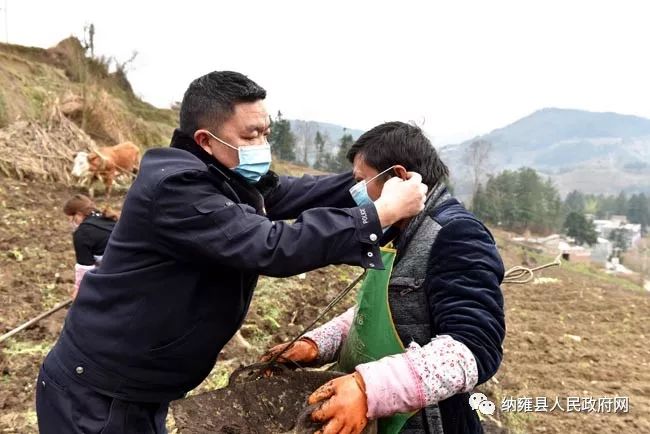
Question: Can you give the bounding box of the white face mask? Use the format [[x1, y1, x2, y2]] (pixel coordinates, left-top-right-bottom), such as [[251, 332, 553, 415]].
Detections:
[[205, 131, 272, 183]]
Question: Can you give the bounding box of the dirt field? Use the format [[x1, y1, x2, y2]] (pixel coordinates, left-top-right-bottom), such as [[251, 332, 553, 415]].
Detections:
[[1, 177, 649, 433], [488, 229, 650, 433]]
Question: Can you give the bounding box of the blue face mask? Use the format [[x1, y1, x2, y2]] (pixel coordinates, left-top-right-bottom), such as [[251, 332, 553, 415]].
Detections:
[[206, 131, 272, 183], [349, 166, 397, 232]]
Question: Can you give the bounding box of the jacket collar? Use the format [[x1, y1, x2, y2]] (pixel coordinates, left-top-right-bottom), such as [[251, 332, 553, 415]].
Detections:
[[169, 129, 280, 213], [395, 182, 452, 255], [169, 129, 246, 180]]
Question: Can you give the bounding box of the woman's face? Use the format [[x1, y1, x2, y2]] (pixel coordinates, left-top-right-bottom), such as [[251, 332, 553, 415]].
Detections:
[[68, 212, 85, 229]]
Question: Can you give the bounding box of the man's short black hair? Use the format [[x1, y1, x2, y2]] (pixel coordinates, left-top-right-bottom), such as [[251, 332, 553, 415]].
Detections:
[[347, 121, 449, 189], [179, 71, 267, 135]]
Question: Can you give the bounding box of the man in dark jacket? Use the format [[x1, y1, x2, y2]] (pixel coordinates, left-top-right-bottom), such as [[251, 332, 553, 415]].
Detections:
[[35, 71, 428, 433], [265, 122, 505, 434]]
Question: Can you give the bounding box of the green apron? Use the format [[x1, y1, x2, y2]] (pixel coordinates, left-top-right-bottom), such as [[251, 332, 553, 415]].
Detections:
[[337, 247, 413, 433]]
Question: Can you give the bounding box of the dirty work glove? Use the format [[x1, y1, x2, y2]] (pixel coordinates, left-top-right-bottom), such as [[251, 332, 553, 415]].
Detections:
[[308, 372, 368, 434], [261, 338, 319, 365]]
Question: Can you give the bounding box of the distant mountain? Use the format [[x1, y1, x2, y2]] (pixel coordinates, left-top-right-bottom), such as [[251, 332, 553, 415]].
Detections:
[[440, 108, 650, 198], [289, 120, 364, 166]]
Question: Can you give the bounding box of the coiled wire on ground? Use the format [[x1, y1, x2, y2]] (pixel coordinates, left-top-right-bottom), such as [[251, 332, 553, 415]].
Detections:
[[503, 254, 562, 284]]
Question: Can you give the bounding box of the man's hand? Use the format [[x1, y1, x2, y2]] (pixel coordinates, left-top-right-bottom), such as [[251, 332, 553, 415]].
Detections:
[[374, 172, 428, 227], [260, 338, 319, 365], [308, 372, 369, 434]]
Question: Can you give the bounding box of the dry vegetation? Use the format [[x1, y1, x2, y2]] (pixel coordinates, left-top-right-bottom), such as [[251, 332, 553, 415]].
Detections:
[[0, 106, 93, 185], [0, 38, 175, 148]]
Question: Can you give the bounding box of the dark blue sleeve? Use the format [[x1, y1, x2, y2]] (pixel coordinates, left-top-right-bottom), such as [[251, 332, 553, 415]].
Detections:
[[151, 171, 384, 277], [265, 172, 356, 221], [426, 218, 505, 384]]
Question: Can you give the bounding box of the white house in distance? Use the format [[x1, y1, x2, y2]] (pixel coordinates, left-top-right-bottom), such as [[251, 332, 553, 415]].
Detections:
[[509, 216, 641, 267], [593, 216, 642, 250]]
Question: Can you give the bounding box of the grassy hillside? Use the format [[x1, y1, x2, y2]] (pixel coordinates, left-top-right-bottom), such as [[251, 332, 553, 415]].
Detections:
[[0, 37, 176, 146]]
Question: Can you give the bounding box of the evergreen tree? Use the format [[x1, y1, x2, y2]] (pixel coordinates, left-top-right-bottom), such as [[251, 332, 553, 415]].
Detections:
[[540, 177, 562, 232], [627, 193, 650, 234], [584, 196, 600, 216], [564, 212, 598, 246], [564, 190, 586, 214], [609, 228, 629, 251], [614, 192, 628, 215], [268, 111, 296, 161], [314, 131, 328, 170], [329, 133, 354, 173], [472, 184, 494, 221], [473, 168, 561, 234]]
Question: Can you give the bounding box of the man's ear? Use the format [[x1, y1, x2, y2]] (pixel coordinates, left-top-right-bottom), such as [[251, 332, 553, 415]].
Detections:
[[393, 165, 408, 180], [193, 129, 213, 155]]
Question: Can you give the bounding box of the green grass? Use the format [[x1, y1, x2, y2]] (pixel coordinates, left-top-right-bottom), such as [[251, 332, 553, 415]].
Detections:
[[249, 277, 298, 347], [500, 409, 535, 434], [2, 339, 53, 356], [562, 260, 643, 292], [483, 384, 537, 434], [26, 86, 48, 116], [500, 242, 643, 292], [189, 362, 234, 395]]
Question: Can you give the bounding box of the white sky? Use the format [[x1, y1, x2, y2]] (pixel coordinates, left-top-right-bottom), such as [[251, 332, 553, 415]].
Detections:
[[2, 0, 650, 145]]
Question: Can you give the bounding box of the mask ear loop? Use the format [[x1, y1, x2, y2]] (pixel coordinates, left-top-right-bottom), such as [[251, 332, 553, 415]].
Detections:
[[205, 130, 239, 151], [366, 165, 399, 186]]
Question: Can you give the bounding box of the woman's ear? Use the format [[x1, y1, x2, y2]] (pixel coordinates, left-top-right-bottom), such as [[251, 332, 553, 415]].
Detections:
[[393, 165, 408, 180]]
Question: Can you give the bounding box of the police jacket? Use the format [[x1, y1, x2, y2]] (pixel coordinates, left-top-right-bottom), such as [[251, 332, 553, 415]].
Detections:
[[51, 130, 384, 402]]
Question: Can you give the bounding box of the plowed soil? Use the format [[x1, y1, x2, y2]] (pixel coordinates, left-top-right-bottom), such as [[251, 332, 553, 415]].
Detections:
[[1, 178, 649, 433]]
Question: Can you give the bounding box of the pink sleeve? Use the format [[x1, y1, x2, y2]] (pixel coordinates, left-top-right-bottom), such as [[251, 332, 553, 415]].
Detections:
[[355, 335, 479, 419], [303, 306, 355, 363], [74, 263, 95, 292]]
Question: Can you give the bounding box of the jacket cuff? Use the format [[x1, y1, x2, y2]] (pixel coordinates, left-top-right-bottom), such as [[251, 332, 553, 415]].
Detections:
[[350, 204, 384, 270]]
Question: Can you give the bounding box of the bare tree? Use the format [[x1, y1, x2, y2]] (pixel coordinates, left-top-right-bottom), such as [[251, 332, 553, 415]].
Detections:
[[82, 23, 95, 57], [292, 121, 317, 165], [465, 139, 492, 206], [115, 50, 139, 74], [112, 51, 139, 94]]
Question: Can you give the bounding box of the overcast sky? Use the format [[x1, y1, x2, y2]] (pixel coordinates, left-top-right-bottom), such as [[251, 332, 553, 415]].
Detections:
[[2, 0, 649, 145]]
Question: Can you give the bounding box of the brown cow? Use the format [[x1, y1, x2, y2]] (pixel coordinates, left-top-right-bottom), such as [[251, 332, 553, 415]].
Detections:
[[72, 142, 140, 197]]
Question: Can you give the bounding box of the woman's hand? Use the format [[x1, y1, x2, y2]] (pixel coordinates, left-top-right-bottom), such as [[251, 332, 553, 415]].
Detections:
[[260, 338, 319, 364], [68, 285, 79, 300], [308, 372, 369, 434]]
